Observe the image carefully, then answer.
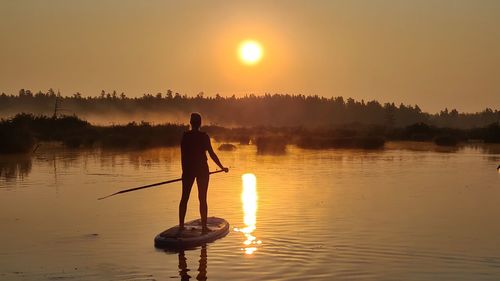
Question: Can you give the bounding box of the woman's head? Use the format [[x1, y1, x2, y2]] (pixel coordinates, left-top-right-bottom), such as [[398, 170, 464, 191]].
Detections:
[[190, 113, 202, 130]]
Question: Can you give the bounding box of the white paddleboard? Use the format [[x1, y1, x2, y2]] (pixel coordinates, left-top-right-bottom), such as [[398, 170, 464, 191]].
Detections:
[[154, 217, 229, 249]]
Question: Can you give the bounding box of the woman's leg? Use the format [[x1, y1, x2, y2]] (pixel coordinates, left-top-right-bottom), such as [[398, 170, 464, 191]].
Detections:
[[179, 174, 195, 230], [196, 171, 210, 231]]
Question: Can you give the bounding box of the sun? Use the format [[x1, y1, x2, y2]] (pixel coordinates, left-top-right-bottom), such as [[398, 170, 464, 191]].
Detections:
[[239, 40, 263, 65]]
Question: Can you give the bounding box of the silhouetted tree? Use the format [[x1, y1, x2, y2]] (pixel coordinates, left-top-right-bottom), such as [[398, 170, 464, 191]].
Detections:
[[0, 89, 498, 128]]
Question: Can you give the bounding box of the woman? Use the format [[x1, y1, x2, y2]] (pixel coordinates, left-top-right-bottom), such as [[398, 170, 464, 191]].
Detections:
[[179, 113, 228, 234]]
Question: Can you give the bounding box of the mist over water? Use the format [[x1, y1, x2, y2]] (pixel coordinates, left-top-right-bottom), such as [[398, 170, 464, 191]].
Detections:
[[1, 142, 499, 280], [2, 92, 499, 128]]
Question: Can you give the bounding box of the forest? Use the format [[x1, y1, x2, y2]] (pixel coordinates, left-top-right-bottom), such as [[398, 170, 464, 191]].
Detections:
[[1, 89, 499, 128]]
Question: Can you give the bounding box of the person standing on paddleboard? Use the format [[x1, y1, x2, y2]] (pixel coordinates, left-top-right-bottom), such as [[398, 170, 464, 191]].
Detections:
[[179, 113, 229, 234]]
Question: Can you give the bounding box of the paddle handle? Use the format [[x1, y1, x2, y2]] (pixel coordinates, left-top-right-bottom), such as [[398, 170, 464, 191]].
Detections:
[[98, 169, 227, 200]]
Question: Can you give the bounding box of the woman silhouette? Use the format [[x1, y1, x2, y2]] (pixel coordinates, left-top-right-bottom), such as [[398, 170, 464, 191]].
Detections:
[[179, 113, 228, 234]]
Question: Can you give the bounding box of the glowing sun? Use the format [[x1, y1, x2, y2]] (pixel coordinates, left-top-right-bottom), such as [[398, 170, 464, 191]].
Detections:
[[239, 40, 263, 65]]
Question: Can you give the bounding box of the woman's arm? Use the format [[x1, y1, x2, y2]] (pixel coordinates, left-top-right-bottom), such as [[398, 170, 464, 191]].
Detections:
[[207, 136, 229, 172]]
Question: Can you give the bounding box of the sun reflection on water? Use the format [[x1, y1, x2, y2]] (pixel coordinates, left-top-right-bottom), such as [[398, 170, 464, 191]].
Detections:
[[234, 173, 261, 255]]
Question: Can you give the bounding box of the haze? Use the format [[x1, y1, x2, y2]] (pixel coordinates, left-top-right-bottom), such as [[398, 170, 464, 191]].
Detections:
[[1, 0, 499, 113]]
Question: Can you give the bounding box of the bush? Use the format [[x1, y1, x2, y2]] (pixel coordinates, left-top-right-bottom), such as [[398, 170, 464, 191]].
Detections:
[[0, 126, 35, 154], [354, 136, 385, 149], [297, 136, 384, 149], [255, 136, 287, 154], [434, 135, 458, 146]]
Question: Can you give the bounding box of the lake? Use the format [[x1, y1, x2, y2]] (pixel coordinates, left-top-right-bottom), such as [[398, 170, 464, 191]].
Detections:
[[1, 142, 500, 281]]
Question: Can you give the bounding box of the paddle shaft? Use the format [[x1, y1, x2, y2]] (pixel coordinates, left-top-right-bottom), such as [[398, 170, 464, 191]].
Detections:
[[98, 170, 225, 200]]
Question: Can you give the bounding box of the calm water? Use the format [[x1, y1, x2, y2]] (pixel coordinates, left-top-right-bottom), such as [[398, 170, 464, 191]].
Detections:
[[1, 142, 500, 281]]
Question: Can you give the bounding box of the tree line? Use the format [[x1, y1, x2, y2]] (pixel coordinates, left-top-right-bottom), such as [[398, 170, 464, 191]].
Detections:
[[0, 89, 498, 128]]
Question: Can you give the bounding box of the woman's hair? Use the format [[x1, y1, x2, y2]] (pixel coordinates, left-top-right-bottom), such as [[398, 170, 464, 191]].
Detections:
[[190, 113, 202, 129]]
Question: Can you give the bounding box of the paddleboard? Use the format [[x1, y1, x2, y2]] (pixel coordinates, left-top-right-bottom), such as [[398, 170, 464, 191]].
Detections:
[[154, 217, 229, 249]]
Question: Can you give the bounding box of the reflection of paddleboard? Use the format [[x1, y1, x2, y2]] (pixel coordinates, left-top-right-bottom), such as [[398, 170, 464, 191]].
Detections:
[[154, 217, 229, 249]]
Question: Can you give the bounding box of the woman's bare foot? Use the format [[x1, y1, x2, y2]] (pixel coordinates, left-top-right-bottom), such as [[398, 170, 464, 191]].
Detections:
[[201, 227, 213, 235], [175, 226, 185, 237]]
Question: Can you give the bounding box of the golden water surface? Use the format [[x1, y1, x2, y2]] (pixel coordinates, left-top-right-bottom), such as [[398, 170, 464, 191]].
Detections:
[[0, 142, 500, 280]]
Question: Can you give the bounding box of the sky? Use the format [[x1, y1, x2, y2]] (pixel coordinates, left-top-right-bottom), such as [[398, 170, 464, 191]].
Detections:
[[0, 0, 499, 113]]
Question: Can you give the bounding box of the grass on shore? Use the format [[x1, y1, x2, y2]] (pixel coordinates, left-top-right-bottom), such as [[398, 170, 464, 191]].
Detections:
[[1, 113, 499, 154]]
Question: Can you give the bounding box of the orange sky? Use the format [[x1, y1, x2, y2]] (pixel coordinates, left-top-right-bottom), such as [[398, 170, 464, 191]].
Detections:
[[0, 0, 499, 113]]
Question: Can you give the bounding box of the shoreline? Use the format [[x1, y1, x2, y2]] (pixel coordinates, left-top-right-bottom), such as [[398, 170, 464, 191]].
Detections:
[[1, 113, 499, 154]]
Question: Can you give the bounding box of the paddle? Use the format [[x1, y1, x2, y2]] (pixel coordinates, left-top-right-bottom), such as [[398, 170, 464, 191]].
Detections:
[[98, 169, 227, 200]]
